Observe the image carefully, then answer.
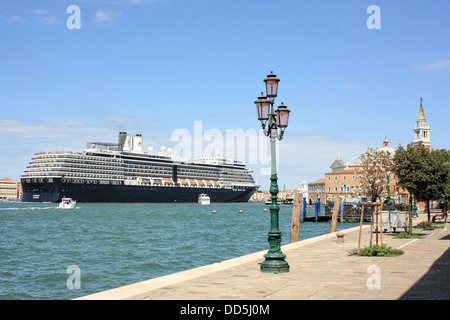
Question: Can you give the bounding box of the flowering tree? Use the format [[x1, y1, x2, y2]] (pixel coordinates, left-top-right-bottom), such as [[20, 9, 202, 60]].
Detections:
[[354, 147, 394, 203]]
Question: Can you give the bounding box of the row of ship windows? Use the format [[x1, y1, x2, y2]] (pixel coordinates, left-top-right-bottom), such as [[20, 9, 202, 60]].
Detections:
[[31, 157, 123, 163], [62, 179, 121, 184], [23, 175, 253, 185], [33, 155, 250, 172], [30, 160, 248, 174], [26, 167, 248, 178], [29, 164, 229, 175]]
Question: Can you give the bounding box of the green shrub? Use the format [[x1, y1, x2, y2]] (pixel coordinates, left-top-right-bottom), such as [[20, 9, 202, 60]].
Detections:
[[394, 232, 421, 239], [415, 222, 435, 230], [357, 244, 404, 257]]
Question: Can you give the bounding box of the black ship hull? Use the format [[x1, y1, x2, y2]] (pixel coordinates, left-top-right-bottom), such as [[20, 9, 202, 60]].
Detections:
[[21, 178, 256, 203]]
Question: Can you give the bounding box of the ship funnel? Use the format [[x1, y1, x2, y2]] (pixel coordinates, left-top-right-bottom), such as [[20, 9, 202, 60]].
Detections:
[[118, 132, 131, 151], [118, 132, 127, 150], [132, 134, 143, 152]]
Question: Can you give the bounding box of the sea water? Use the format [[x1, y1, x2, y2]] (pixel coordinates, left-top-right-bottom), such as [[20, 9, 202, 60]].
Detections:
[[0, 201, 358, 300]]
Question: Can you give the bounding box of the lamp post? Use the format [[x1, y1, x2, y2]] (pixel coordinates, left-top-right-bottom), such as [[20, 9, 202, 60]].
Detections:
[[254, 71, 290, 274], [386, 173, 391, 232], [386, 174, 391, 213]]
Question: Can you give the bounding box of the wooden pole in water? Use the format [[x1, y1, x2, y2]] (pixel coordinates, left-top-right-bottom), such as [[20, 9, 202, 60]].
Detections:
[[357, 203, 365, 254], [329, 197, 341, 233], [290, 192, 302, 243]]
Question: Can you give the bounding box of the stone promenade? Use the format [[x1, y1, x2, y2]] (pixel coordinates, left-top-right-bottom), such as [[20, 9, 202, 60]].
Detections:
[[77, 214, 449, 300]]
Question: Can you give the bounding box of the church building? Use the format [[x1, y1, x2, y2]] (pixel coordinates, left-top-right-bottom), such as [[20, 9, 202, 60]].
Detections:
[[413, 98, 431, 150]]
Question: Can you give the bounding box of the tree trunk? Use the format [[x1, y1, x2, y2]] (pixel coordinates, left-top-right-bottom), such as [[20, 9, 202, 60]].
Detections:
[[408, 196, 413, 232], [427, 200, 431, 222]]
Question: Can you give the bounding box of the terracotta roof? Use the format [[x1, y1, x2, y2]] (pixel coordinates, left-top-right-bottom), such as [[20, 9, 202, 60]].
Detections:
[[325, 168, 362, 174], [308, 179, 325, 185]]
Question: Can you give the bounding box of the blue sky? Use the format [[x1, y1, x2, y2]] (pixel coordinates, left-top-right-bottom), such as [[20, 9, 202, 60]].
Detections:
[[1, 0, 449, 190]]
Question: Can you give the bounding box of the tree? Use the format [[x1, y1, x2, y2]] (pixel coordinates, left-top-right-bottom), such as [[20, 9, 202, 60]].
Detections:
[[393, 143, 449, 222], [355, 147, 394, 203]]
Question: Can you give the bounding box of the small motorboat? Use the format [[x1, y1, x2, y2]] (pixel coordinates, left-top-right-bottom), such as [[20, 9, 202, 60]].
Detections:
[[59, 198, 77, 209], [198, 194, 210, 205]]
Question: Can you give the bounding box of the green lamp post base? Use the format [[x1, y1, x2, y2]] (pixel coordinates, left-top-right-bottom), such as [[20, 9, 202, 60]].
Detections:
[[260, 254, 290, 274], [260, 231, 289, 273], [260, 173, 290, 274]]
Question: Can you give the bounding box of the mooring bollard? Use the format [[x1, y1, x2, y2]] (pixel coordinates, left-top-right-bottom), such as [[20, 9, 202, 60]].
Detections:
[[336, 232, 345, 244]]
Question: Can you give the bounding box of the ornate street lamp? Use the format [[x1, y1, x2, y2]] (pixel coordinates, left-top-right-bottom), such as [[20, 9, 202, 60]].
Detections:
[[254, 92, 271, 121], [254, 71, 290, 274], [264, 71, 280, 98]]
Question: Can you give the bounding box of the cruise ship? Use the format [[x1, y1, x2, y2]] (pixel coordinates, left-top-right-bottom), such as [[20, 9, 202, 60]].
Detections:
[[21, 132, 259, 203]]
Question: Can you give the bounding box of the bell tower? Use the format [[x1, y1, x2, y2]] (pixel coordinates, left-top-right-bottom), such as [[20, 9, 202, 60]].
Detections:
[[413, 98, 431, 150]]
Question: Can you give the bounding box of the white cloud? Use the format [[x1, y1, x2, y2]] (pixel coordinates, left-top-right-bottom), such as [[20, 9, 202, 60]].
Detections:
[[27, 8, 58, 25], [99, 112, 154, 123], [111, 0, 166, 5], [412, 59, 450, 71], [0, 119, 51, 138], [94, 10, 116, 23], [7, 16, 26, 22], [41, 15, 58, 25], [31, 9, 48, 15], [0, 117, 123, 142], [343, 82, 358, 89], [76, 0, 166, 6], [210, 109, 250, 119], [298, 89, 327, 99]]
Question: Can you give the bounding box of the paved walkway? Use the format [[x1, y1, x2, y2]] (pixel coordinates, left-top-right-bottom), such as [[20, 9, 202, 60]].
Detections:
[[77, 213, 449, 300]]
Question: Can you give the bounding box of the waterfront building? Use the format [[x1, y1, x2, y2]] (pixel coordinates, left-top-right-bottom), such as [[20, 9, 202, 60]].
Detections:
[[322, 152, 363, 201], [307, 179, 325, 204], [320, 137, 406, 203], [324, 169, 362, 201], [413, 98, 431, 150], [249, 190, 267, 202], [0, 178, 19, 200]]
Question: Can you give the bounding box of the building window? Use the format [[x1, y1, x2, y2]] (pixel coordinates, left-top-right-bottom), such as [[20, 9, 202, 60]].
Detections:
[[328, 176, 331, 181], [335, 176, 338, 181], [328, 187, 331, 192], [343, 176, 347, 181]]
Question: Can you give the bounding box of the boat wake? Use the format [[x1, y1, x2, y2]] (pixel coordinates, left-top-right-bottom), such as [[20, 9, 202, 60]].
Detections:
[[0, 206, 80, 211]]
